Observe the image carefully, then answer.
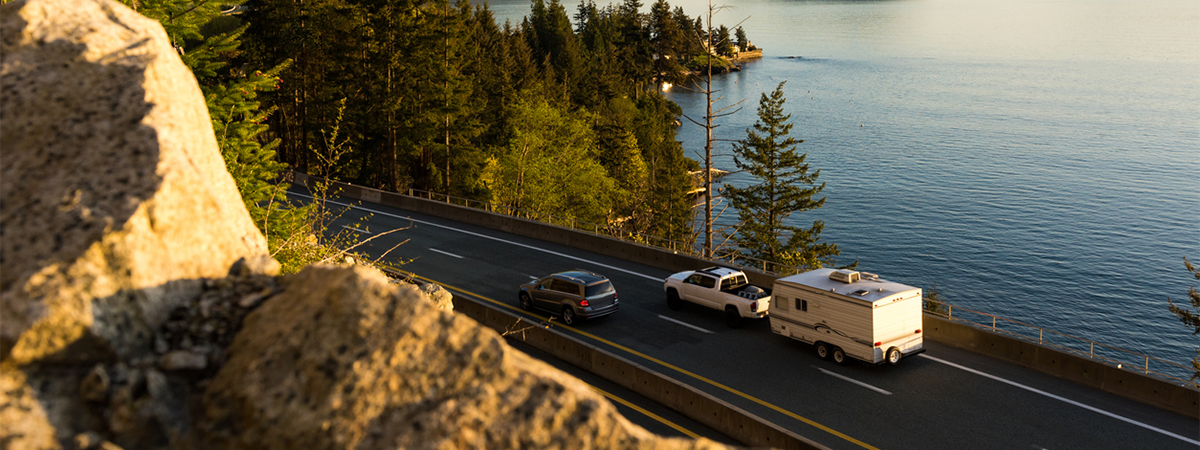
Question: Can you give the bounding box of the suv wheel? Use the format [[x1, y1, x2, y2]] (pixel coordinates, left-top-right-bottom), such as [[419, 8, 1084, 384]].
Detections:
[[519, 293, 532, 311], [562, 306, 577, 326]]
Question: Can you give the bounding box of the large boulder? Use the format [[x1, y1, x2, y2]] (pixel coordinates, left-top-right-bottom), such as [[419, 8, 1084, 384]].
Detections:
[[198, 265, 727, 450], [0, 0, 268, 365]]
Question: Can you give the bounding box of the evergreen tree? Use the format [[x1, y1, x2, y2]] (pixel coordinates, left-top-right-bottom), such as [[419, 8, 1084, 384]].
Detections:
[[615, 0, 653, 98], [1168, 257, 1200, 381], [649, 0, 686, 87], [526, 0, 584, 99], [735, 25, 748, 50], [715, 24, 733, 56], [724, 82, 841, 273]]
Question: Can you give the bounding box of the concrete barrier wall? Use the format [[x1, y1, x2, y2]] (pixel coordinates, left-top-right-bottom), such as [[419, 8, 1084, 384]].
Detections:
[[293, 173, 1199, 419], [452, 295, 827, 450], [923, 315, 1199, 419]]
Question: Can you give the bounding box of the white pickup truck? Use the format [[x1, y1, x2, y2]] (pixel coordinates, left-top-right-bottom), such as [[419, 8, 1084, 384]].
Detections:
[[663, 267, 772, 328]]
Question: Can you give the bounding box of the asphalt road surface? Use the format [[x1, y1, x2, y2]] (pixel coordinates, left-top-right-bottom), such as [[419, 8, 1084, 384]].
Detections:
[[293, 190, 1199, 450]]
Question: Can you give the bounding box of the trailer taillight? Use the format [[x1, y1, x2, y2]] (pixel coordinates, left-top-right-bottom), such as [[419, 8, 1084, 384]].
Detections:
[[915, 329, 921, 334], [874, 341, 882, 347]]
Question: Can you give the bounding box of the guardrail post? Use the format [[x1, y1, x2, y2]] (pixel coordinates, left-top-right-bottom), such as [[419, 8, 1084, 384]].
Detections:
[[1145, 356, 1149, 374], [992, 316, 996, 331], [1090, 342, 1094, 358], [1039, 329, 1043, 344], [948, 305, 952, 320]]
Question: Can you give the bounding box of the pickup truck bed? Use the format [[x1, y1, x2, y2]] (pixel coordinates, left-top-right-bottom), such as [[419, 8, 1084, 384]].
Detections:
[[663, 267, 772, 328]]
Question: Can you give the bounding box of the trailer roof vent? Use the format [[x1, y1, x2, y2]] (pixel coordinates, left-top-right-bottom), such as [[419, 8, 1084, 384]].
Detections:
[[829, 270, 860, 284], [860, 272, 879, 281], [852, 289, 870, 296]]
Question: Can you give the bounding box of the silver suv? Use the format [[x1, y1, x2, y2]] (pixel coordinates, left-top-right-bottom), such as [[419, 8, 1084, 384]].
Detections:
[[518, 270, 618, 325]]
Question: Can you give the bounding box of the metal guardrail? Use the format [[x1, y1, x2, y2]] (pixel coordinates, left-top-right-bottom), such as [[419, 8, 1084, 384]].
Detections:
[[925, 302, 1199, 389], [406, 189, 802, 272], [397, 186, 1196, 390]]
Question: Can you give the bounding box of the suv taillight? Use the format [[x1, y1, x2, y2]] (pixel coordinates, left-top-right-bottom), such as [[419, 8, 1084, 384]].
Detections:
[[580, 299, 590, 307]]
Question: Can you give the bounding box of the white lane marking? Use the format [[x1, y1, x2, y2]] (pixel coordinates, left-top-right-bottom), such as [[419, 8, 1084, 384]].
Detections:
[[814, 367, 892, 395], [342, 225, 371, 234], [919, 354, 1200, 445], [428, 248, 464, 259], [657, 315, 714, 334], [291, 193, 665, 283]]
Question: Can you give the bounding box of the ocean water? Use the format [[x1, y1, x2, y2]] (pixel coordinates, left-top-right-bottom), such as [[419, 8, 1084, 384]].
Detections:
[[475, 0, 1200, 376]]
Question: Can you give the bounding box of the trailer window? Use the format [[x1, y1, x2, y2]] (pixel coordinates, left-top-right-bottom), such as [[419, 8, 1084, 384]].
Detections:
[[796, 299, 808, 312]]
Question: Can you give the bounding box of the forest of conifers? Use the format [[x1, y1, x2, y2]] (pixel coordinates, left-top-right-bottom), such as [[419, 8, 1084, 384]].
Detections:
[[236, 0, 751, 243]]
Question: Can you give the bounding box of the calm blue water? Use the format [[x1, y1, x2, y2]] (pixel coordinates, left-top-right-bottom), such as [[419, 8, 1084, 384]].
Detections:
[[476, 0, 1200, 375]]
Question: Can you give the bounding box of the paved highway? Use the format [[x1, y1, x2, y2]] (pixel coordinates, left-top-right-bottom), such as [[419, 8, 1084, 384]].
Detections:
[[294, 190, 1199, 450]]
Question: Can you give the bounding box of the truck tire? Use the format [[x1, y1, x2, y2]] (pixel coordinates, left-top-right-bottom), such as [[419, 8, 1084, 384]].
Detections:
[[832, 347, 847, 365], [816, 342, 831, 359], [562, 306, 577, 326], [519, 293, 532, 311], [666, 289, 683, 310], [725, 306, 743, 328], [887, 347, 902, 365]]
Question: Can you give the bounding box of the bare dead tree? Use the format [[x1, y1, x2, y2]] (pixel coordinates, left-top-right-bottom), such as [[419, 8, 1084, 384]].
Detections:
[[678, 0, 746, 259]]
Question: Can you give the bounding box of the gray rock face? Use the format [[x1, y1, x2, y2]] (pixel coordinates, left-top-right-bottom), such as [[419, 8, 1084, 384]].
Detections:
[[0, 0, 267, 365], [199, 265, 726, 450]]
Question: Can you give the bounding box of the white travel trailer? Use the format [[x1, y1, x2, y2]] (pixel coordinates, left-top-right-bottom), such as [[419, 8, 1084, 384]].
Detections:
[[769, 268, 925, 365]]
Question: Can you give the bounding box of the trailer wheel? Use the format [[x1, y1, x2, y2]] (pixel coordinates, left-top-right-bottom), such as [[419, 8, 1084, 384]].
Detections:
[[832, 347, 847, 365], [887, 347, 902, 365], [666, 289, 683, 310], [724, 306, 743, 328], [815, 342, 830, 359]]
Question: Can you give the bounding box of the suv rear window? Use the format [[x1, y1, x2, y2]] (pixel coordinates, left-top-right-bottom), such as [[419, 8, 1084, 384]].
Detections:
[[551, 279, 581, 295], [584, 281, 613, 297]]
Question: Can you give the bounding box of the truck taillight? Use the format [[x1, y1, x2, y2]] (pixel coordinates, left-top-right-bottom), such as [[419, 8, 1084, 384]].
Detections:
[[580, 299, 590, 307], [750, 301, 757, 312]]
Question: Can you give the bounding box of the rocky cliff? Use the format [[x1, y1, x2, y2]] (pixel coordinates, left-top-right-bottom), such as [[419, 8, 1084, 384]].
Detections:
[[0, 1, 733, 449]]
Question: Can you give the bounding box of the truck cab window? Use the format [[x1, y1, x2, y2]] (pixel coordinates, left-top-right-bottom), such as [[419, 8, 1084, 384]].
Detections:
[[698, 276, 716, 289]]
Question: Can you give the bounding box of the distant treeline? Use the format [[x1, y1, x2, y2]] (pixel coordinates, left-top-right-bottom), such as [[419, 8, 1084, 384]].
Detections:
[[239, 0, 751, 242]]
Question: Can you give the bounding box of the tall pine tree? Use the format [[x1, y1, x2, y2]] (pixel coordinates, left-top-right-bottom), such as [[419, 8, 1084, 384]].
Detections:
[[724, 82, 841, 273]]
